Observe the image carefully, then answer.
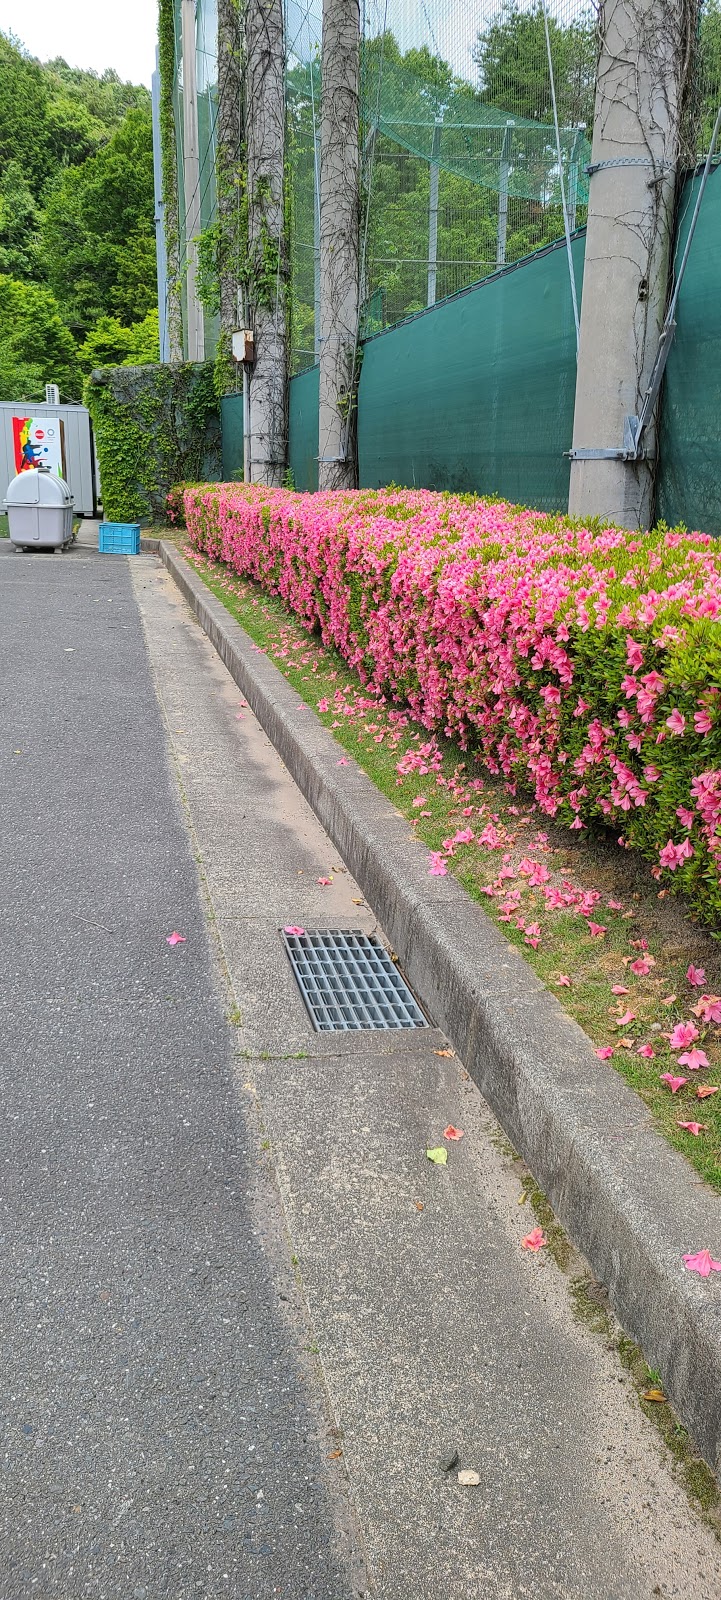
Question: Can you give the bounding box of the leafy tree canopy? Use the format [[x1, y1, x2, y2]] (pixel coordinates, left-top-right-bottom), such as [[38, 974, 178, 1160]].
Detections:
[[0, 274, 79, 401], [77, 308, 160, 373], [41, 107, 157, 337], [0, 33, 156, 399]]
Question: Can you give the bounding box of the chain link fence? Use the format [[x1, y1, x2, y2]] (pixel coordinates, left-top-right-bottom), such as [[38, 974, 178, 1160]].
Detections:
[[286, 0, 721, 376]]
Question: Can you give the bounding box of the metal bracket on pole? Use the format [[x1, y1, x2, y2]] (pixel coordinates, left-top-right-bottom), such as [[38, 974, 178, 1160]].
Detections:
[[568, 416, 645, 463]]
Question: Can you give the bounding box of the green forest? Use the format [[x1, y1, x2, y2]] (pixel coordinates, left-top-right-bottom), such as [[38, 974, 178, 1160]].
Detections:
[[0, 31, 157, 402]]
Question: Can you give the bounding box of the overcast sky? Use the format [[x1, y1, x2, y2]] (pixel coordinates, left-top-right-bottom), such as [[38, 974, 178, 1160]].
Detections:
[[0, 0, 157, 86]]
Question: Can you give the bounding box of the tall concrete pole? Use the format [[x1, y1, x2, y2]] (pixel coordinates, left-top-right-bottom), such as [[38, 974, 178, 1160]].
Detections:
[[181, 0, 205, 361], [245, 0, 288, 485], [318, 0, 360, 491], [568, 0, 694, 528], [216, 0, 243, 376]]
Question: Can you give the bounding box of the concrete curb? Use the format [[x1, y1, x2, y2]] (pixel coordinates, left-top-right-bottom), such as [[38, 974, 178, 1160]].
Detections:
[[160, 540, 721, 1475]]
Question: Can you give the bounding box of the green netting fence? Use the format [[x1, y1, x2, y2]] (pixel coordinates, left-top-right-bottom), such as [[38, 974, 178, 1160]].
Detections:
[[656, 160, 721, 537], [287, 0, 597, 373]]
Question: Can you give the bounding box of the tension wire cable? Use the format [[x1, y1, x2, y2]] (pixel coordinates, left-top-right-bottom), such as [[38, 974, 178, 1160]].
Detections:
[[541, 0, 580, 352]]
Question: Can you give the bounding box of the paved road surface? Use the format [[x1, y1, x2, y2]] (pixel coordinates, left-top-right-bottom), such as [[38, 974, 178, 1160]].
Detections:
[[1, 533, 719, 1599]]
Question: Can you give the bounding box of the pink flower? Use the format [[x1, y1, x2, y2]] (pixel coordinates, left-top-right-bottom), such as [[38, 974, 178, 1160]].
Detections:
[[525, 922, 542, 948], [522, 1227, 546, 1251], [692, 994, 721, 1024], [283, 925, 306, 936], [666, 708, 686, 735], [611, 984, 630, 995], [677, 1121, 706, 1136], [596, 1046, 614, 1059], [626, 636, 644, 669], [428, 855, 448, 877], [637, 1044, 655, 1059], [587, 922, 606, 938], [677, 1048, 710, 1072], [166, 932, 186, 946], [317, 698, 330, 713], [676, 807, 695, 829], [686, 965, 706, 987], [629, 955, 655, 976], [683, 1249, 721, 1276], [669, 1021, 699, 1050], [660, 1073, 688, 1093], [659, 838, 695, 871], [694, 709, 713, 734]]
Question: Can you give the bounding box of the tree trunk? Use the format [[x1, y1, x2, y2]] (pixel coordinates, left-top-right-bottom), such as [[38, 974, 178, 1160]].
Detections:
[[318, 0, 360, 491], [568, 0, 696, 528], [244, 0, 288, 485], [181, 0, 205, 361], [216, 0, 244, 381]]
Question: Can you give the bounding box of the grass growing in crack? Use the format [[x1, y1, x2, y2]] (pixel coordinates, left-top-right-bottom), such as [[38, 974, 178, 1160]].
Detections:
[[519, 1174, 573, 1271], [535, 1215, 721, 1528], [184, 545, 721, 1195]]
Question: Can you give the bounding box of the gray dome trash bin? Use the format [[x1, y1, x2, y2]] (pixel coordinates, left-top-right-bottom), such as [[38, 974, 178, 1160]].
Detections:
[[4, 468, 74, 552]]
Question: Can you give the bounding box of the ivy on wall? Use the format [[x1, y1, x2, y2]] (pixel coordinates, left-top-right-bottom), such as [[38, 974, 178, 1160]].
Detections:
[[158, 0, 183, 358], [85, 362, 221, 523]]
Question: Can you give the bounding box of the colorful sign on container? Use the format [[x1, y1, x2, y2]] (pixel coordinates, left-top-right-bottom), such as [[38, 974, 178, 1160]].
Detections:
[[12, 416, 65, 478]]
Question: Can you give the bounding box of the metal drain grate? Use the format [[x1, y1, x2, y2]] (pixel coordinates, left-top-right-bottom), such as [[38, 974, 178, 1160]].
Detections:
[[282, 929, 428, 1032]]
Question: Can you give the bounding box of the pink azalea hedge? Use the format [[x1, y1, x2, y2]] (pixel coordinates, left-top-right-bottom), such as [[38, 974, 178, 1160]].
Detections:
[[181, 483, 721, 925]]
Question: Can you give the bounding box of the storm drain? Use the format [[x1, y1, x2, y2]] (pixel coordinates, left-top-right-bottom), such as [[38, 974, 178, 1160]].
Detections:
[[281, 929, 428, 1032]]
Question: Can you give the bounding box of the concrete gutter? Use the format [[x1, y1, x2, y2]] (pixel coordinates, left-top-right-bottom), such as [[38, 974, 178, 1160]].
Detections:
[[160, 540, 721, 1476]]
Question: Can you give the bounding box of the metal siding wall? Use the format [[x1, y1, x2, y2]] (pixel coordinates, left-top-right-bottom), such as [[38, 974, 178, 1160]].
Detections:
[[0, 405, 95, 516], [288, 365, 319, 491], [357, 234, 584, 512], [656, 165, 721, 536]]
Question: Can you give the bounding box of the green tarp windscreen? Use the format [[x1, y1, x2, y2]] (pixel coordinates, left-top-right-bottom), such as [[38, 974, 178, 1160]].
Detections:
[[289, 365, 319, 491], [221, 394, 244, 482], [357, 233, 584, 511], [656, 163, 721, 536]]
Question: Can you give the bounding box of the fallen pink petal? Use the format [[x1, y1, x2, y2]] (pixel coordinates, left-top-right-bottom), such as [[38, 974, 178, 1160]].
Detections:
[[677, 1121, 707, 1136], [669, 1021, 699, 1051], [521, 1227, 546, 1252], [637, 1044, 655, 1059], [556, 974, 572, 988], [677, 1048, 710, 1072], [660, 1073, 688, 1093], [611, 984, 630, 996], [283, 926, 306, 937], [596, 1046, 614, 1060], [166, 932, 186, 947], [686, 965, 706, 987], [683, 1249, 721, 1277], [317, 877, 333, 886], [443, 1125, 464, 1141]]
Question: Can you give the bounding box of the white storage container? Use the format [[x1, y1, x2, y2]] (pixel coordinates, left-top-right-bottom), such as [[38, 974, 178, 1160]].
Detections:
[[4, 468, 74, 551]]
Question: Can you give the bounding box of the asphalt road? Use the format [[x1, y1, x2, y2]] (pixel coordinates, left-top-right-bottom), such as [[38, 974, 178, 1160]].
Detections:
[[0, 541, 362, 1599], [2, 535, 720, 1600]]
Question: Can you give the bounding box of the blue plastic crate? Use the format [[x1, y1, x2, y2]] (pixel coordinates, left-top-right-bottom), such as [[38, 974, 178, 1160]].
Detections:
[[98, 522, 141, 555]]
